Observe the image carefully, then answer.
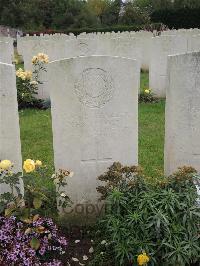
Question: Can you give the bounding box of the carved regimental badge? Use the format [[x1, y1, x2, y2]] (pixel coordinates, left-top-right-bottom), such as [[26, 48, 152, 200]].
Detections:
[[74, 67, 114, 108]]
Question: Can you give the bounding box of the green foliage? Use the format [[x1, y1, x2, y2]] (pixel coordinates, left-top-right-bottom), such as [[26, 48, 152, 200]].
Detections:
[[139, 88, 158, 103], [16, 72, 43, 109], [119, 2, 150, 25], [151, 7, 200, 29], [1, 0, 200, 30], [0, 162, 71, 221], [92, 163, 200, 266], [16, 56, 48, 109]]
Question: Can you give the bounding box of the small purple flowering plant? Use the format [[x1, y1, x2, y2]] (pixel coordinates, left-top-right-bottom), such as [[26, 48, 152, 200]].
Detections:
[[0, 215, 67, 265], [0, 160, 73, 265]]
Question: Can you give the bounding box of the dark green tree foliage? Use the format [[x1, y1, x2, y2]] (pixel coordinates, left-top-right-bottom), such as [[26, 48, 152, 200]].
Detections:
[[119, 2, 150, 25], [1, 0, 200, 30], [0, 0, 23, 27], [151, 8, 200, 29]]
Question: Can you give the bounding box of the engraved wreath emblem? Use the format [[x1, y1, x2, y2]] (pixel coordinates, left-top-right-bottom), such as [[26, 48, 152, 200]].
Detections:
[[74, 68, 114, 108]]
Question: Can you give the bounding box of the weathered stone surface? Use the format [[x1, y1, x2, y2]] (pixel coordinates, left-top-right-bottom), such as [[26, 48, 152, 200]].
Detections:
[[48, 56, 139, 219], [0, 40, 13, 64], [187, 34, 200, 52], [0, 63, 23, 193], [165, 52, 200, 176]]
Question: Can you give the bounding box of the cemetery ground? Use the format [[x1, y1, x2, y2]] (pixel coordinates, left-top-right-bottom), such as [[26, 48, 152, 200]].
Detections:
[[2, 31, 200, 265], [17, 72, 163, 265], [6, 60, 199, 265]]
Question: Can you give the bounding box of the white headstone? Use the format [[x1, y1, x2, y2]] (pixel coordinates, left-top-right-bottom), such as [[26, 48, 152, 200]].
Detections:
[[0, 63, 23, 194], [48, 56, 139, 218], [17, 38, 69, 99], [102, 38, 142, 67], [187, 34, 200, 53], [0, 41, 13, 64], [150, 35, 188, 98], [165, 52, 200, 175], [134, 31, 153, 70]]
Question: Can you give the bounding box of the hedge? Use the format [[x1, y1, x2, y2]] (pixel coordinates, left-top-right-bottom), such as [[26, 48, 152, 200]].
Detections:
[[151, 8, 200, 29], [25, 23, 164, 36]]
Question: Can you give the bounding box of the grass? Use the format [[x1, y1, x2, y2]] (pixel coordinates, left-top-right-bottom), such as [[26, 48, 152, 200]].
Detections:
[[19, 71, 165, 187], [140, 70, 149, 91]]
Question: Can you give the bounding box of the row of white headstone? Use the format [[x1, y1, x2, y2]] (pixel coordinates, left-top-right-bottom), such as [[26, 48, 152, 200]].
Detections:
[[16, 28, 200, 99], [1, 31, 200, 216]]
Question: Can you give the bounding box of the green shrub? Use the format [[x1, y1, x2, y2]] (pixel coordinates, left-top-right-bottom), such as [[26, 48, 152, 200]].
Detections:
[[25, 23, 164, 36], [91, 163, 200, 266], [16, 70, 43, 109], [139, 88, 158, 103], [16, 53, 49, 109]]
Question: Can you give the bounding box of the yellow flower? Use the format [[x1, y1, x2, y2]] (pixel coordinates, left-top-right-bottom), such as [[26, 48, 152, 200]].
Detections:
[[144, 89, 150, 94], [37, 53, 49, 64], [16, 69, 32, 80], [0, 160, 12, 170], [23, 159, 35, 173], [16, 68, 23, 78], [29, 80, 38, 86], [32, 56, 38, 64], [35, 160, 42, 167], [25, 71, 32, 80], [137, 252, 150, 266]]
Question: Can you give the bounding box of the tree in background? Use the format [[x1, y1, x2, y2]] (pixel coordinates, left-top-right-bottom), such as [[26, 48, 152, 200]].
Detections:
[[87, 0, 110, 24], [0, 0, 200, 31], [0, 0, 23, 27], [120, 1, 150, 25]]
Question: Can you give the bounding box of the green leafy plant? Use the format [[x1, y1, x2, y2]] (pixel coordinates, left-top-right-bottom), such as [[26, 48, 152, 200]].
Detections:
[[0, 159, 72, 265], [0, 159, 72, 221], [139, 88, 157, 103], [16, 53, 49, 109], [92, 163, 200, 266]]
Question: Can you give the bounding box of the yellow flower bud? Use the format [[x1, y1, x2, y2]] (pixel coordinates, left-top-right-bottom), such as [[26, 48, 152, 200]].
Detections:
[[32, 56, 38, 64], [144, 89, 150, 94], [35, 160, 42, 167]]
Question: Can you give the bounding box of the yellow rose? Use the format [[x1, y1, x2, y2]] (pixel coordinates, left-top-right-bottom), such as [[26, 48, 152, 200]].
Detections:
[[35, 160, 42, 167], [144, 89, 150, 94], [0, 160, 12, 170], [37, 53, 49, 64], [23, 159, 35, 173], [16, 69, 32, 81], [16, 68, 23, 78], [137, 252, 150, 266], [25, 71, 32, 80]]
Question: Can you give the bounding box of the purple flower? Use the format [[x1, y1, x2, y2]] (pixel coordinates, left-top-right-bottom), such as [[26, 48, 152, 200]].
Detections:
[[0, 215, 68, 265]]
